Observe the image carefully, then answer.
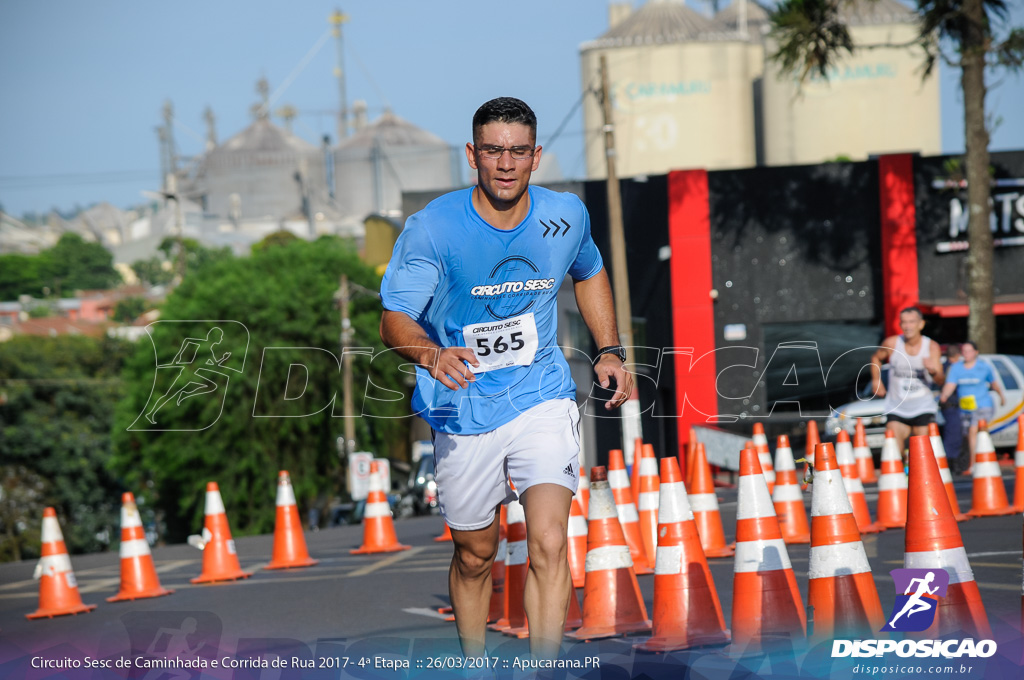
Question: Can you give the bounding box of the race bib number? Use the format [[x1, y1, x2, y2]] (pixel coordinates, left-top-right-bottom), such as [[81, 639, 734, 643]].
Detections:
[[959, 394, 977, 411], [462, 312, 538, 373]]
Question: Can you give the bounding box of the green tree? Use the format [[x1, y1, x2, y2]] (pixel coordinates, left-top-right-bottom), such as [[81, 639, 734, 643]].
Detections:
[[111, 236, 409, 542], [0, 253, 42, 300], [770, 0, 1024, 352], [130, 257, 175, 286], [158, 236, 232, 279], [38, 232, 123, 294], [113, 297, 148, 323], [0, 335, 132, 560]]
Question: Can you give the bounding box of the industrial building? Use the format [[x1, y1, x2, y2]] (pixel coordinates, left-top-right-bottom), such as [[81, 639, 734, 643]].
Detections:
[[581, 0, 941, 178]]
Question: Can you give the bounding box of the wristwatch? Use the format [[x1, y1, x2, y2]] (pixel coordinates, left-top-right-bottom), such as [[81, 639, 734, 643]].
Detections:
[[593, 345, 627, 366]]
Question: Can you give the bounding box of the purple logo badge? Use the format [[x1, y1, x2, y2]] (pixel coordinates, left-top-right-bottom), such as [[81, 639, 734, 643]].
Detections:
[[880, 568, 950, 632]]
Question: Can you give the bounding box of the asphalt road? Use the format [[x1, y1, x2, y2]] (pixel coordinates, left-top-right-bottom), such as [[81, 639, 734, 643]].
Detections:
[[1, 473, 1022, 680]]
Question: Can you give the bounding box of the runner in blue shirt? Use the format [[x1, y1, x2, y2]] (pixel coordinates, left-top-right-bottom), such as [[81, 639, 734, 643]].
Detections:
[[380, 97, 632, 661], [939, 341, 1005, 474]]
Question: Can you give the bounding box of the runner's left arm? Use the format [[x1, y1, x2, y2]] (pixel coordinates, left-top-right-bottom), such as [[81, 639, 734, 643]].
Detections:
[[573, 267, 633, 410]]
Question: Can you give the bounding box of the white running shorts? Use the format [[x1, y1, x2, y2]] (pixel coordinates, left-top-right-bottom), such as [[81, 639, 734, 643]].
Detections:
[[432, 398, 581, 531]]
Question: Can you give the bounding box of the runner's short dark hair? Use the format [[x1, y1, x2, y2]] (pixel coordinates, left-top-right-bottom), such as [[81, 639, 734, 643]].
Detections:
[[472, 97, 537, 144], [962, 340, 978, 351], [900, 306, 923, 319]]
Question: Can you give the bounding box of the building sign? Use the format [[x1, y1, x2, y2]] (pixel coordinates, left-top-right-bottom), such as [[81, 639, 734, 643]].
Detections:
[[933, 178, 1024, 253]]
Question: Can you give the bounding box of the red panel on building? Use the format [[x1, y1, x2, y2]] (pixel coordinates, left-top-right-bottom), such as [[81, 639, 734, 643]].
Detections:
[[878, 154, 919, 335], [668, 170, 717, 461]]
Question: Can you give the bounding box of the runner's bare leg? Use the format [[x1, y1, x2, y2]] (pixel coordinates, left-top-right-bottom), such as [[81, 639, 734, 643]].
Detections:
[[449, 510, 500, 657], [520, 483, 573, 660]]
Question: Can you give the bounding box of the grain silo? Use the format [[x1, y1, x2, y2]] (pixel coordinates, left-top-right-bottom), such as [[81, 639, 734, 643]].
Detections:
[[580, 0, 759, 178], [761, 0, 940, 165], [333, 106, 459, 221]]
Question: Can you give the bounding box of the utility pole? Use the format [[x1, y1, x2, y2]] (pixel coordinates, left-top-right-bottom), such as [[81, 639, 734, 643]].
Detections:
[[329, 9, 350, 141], [598, 54, 643, 464], [338, 274, 355, 457], [165, 173, 186, 280]]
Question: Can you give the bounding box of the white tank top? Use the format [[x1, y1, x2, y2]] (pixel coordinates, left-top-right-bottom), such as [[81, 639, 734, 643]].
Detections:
[[884, 336, 937, 417]]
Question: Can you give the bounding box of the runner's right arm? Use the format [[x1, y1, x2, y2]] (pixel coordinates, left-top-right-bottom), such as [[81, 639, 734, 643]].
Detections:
[[379, 310, 478, 391], [870, 336, 896, 398]]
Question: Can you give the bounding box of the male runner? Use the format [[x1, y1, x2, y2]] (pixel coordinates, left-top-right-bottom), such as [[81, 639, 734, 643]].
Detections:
[[870, 307, 944, 463], [379, 97, 632, 660]]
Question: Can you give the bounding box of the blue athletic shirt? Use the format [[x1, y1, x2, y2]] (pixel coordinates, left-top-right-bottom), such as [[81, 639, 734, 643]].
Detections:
[[380, 186, 603, 434], [946, 360, 996, 410]]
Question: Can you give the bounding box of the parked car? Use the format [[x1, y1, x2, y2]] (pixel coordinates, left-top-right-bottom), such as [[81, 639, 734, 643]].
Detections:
[[826, 354, 1024, 450]]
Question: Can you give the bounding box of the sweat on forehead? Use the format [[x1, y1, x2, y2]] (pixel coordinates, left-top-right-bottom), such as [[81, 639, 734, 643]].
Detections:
[[472, 97, 537, 143]]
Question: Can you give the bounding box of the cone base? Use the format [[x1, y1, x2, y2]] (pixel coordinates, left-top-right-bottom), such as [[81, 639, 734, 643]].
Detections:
[[503, 624, 530, 639], [966, 506, 1016, 517], [635, 629, 731, 653], [265, 557, 319, 570], [107, 587, 174, 602], [27, 602, 97, 619], [567, 619, 652, 641], [703, 543, 736, 558], [350, 543, 410, 555], [487, 619, 511, 632], [433, 536, 453, 542], [877, 519, 906, 529], [191, 570, 252, 584]]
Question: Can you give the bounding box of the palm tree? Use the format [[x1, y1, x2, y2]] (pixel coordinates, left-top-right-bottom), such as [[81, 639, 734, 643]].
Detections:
[[769, 0, 1024, 352]]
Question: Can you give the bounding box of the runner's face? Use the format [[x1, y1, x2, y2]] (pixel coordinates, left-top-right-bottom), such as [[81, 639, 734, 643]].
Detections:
[[467, 122, 540, 207], [961, 343, 978, 362], [899, 312, 923, 339]]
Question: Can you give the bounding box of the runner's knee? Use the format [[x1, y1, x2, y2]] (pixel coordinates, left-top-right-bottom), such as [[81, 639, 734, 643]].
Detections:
[[452, 541, 497, 579], [526, 524, 567, 571]]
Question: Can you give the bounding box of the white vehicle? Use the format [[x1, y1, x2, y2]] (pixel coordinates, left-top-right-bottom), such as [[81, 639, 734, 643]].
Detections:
[[826, 354, 1024, 450]]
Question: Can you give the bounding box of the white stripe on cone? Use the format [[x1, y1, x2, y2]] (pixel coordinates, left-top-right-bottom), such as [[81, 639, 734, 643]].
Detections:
[[811, 469, 854, 516], [905, 546, 976, 585], [658, 482, 694, 524], [585, 545, 633, 572], [808, 542, 872, 577], [736, 474, 775, 519], [734, 538, 792, 572], [276, 481, 297, 507], [568, 515, 588, 537], [364, 501, 391, 518], [119, 538, 151, 559], [205, 490, 226, 516], [688, 493, 720, 513]]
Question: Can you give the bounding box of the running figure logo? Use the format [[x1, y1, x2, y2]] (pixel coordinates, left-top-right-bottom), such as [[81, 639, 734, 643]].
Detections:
[[131, 321, 249, 431], [880, 568, 950, 632]]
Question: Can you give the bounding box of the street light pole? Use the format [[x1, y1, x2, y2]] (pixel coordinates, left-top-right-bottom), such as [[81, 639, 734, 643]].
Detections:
[[338, 274, 355, 457]]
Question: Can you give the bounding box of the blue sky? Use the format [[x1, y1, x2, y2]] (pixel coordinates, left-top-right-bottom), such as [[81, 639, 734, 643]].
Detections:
[[1, 0, 1022, 218]]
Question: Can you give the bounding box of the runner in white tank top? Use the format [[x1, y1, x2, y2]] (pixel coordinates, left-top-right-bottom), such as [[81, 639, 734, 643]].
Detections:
[[871, 307, 945, 465]]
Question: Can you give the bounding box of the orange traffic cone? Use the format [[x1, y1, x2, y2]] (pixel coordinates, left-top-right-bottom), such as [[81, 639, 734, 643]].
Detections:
[[607, 449, 654, 574], [753, 423, 776, 495], [690, 443, 735, 558], [684, 427, 698, 487], [568, 491, 589, 589], [1014, 415, 1024, 512], [265, 471, 318, 570], [435, 522, 453, 542], [488, 506, 508, 624], [637, 443, 660, 570], [967, 420, 1015, 517], [351, 462, 410, 554], [568, 467, 651, 640], [635, 457, 729, 652], [631, 437, 644, 503], [854, 419, 878, 484], [498, 499, 530, 638], [835, 431, 884, 534], [876, 431, 908, 529], [26, 508, 97, 619], [731, 447, 806, 650], [191, 482, 252, 583], [808, 443, 885, 640], [772, 435, 810, 544], [803, 420, 821, 491], [108, 493, 174, 601], [905, 436, 992, 638], [578, 465, 591, 518], [927, 423, 970, 522]]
